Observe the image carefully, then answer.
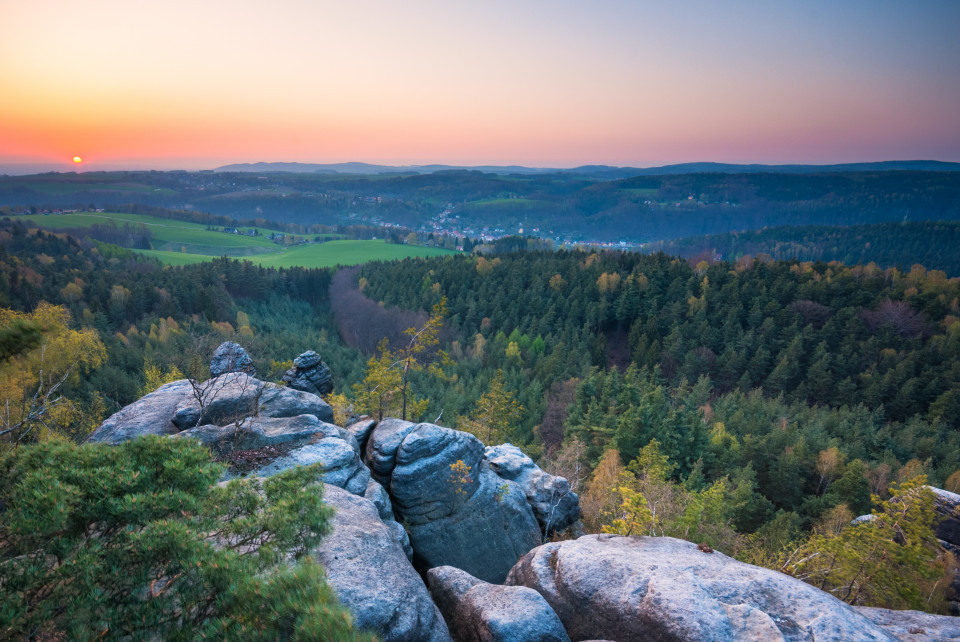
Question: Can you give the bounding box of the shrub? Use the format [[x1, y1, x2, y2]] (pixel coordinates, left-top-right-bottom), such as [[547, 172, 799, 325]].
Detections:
[[0, 436, 374, 640]]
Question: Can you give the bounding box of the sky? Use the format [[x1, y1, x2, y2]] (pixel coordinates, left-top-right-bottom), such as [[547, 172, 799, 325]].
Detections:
[[2, 0, 959, 171]]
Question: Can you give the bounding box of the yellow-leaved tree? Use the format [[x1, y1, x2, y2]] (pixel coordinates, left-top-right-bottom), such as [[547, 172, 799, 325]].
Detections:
[[0, 303, 106, 446], [353, 298, 449, 421]]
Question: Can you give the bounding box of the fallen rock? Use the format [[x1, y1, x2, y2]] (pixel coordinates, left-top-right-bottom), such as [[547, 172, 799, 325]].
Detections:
[[254, 437, 370, 495], [427, 566, 569, 642], [282, 350, 334, 396], [364, 417, 418, 484], [856, 606, 960, 641], [172, 372, 333, 430], [209, 341, 255, 377], [317, 484, 452, 642], [506, 534, 897, 642], [87, 379, 195, 444], [175, 414, 341, 455], [484, 443, 581, 534]]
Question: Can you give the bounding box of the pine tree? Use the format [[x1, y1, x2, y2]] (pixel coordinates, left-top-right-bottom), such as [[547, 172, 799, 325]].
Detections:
[[0, 436, 372, 640]]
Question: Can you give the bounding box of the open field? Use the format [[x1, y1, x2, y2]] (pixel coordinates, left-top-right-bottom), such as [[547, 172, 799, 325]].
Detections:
[[134, 241, 453, 268], [12, 213, 456, 268], [14, 212, 281, 256]]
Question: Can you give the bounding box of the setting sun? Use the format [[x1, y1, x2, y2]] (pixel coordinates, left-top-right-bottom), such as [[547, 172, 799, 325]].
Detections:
[[72, 156, 82, 164]]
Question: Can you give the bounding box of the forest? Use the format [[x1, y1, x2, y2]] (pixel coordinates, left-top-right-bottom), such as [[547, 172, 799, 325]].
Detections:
[[644, 220, 960, 277], [3, 216, 960, 612]]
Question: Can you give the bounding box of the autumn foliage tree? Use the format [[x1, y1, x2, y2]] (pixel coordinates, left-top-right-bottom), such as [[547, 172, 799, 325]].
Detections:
[[353, 298, 448, 421], [781, 476, 950, 611], [0, 303, 105, 446]]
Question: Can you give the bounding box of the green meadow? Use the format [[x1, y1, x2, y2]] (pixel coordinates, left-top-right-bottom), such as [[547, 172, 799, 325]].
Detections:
[[14, 212, 456, 268]]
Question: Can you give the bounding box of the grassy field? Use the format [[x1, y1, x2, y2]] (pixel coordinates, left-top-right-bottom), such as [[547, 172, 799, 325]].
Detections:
[[15, 213, 280, 256], [14, 213, 456, 268], [134, 241, 453, 268]]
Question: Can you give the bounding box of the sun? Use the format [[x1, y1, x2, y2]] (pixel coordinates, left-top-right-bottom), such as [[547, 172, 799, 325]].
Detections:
[[72, 156, 82, 164]]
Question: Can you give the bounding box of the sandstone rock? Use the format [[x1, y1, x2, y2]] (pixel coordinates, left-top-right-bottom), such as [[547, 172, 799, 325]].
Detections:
[[282, 350, 334, 396], [930, 486, 960, 547], [254, 437, 370, 495], [209, 341, 254, 377], [506, 534, 897, 642], [172, 372, 333, 430], [175, 414, 341, 455], [856, 606, 960, 640], [364, 478, 396, 521], [364, 417, 418, 484], [370, 421, 544, 584], [317, 484, 451, 642], [346, 417, 377, 453], [484, 443, 581, 534], [87, 379, 195, 444], [427, 566, 569, 642], [390, 424, 485, 525], [404, 465, 541, 584]]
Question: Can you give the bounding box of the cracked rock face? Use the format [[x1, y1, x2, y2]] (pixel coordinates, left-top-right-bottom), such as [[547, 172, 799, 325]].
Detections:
[[506, 534, 897, 642], [317, 484, 452, 642], [484, 443, 581, 534], [366, 421, 543, 584]]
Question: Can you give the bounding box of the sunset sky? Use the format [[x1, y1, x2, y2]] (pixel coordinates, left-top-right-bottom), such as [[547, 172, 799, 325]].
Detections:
[[2, 0, 959, 171]]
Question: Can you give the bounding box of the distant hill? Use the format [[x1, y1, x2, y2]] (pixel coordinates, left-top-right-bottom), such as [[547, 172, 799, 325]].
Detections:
[[643, 220, 960, 276], [216, 160, 960, 177]]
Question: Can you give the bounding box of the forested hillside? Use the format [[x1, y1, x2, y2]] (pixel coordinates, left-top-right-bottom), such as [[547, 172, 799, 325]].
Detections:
[[354, 250, 960, 546], [0, 220, 366, 439], [4, 169, 959, 242], [644, 220, 960, 277]]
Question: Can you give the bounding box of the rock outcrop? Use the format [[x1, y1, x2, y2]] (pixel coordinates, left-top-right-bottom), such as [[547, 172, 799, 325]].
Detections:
[[506, 534, 898, 642], [856, 606, 960, 641], [174, 414, 341, 455], [87, 379, 196, 444], [282, 350, 334, 396], [427, 566, 569, 642], [254, 436, 371, 495], [209, 341, 255, 377], [317, 484, 451, 642], [172, 372, 334, 429], [484, 443, 580, 534], [368, 421, 543, 584]]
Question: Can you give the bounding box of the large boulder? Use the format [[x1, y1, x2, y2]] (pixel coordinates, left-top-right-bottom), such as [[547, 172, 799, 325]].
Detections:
[[317, 484, 452, 642], [364, 417, 418, 484], [209, 341, 254, 377], [856, 606, 960, 641], [282, 350, 334, 396], [506, 534, 897, 642], [389, 423, 542, 583], [175, 414, 342, 455], [427, 566, 569, 642], [254, 437, 371, 496], [87, 379, 195, 444], [172, 372, 333, 430], [930, 486, 960, 547], [484, 443, 581, 534]]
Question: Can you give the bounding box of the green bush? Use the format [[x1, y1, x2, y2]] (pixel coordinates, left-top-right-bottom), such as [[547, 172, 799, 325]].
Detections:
[[0, 436, 374, 640]]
